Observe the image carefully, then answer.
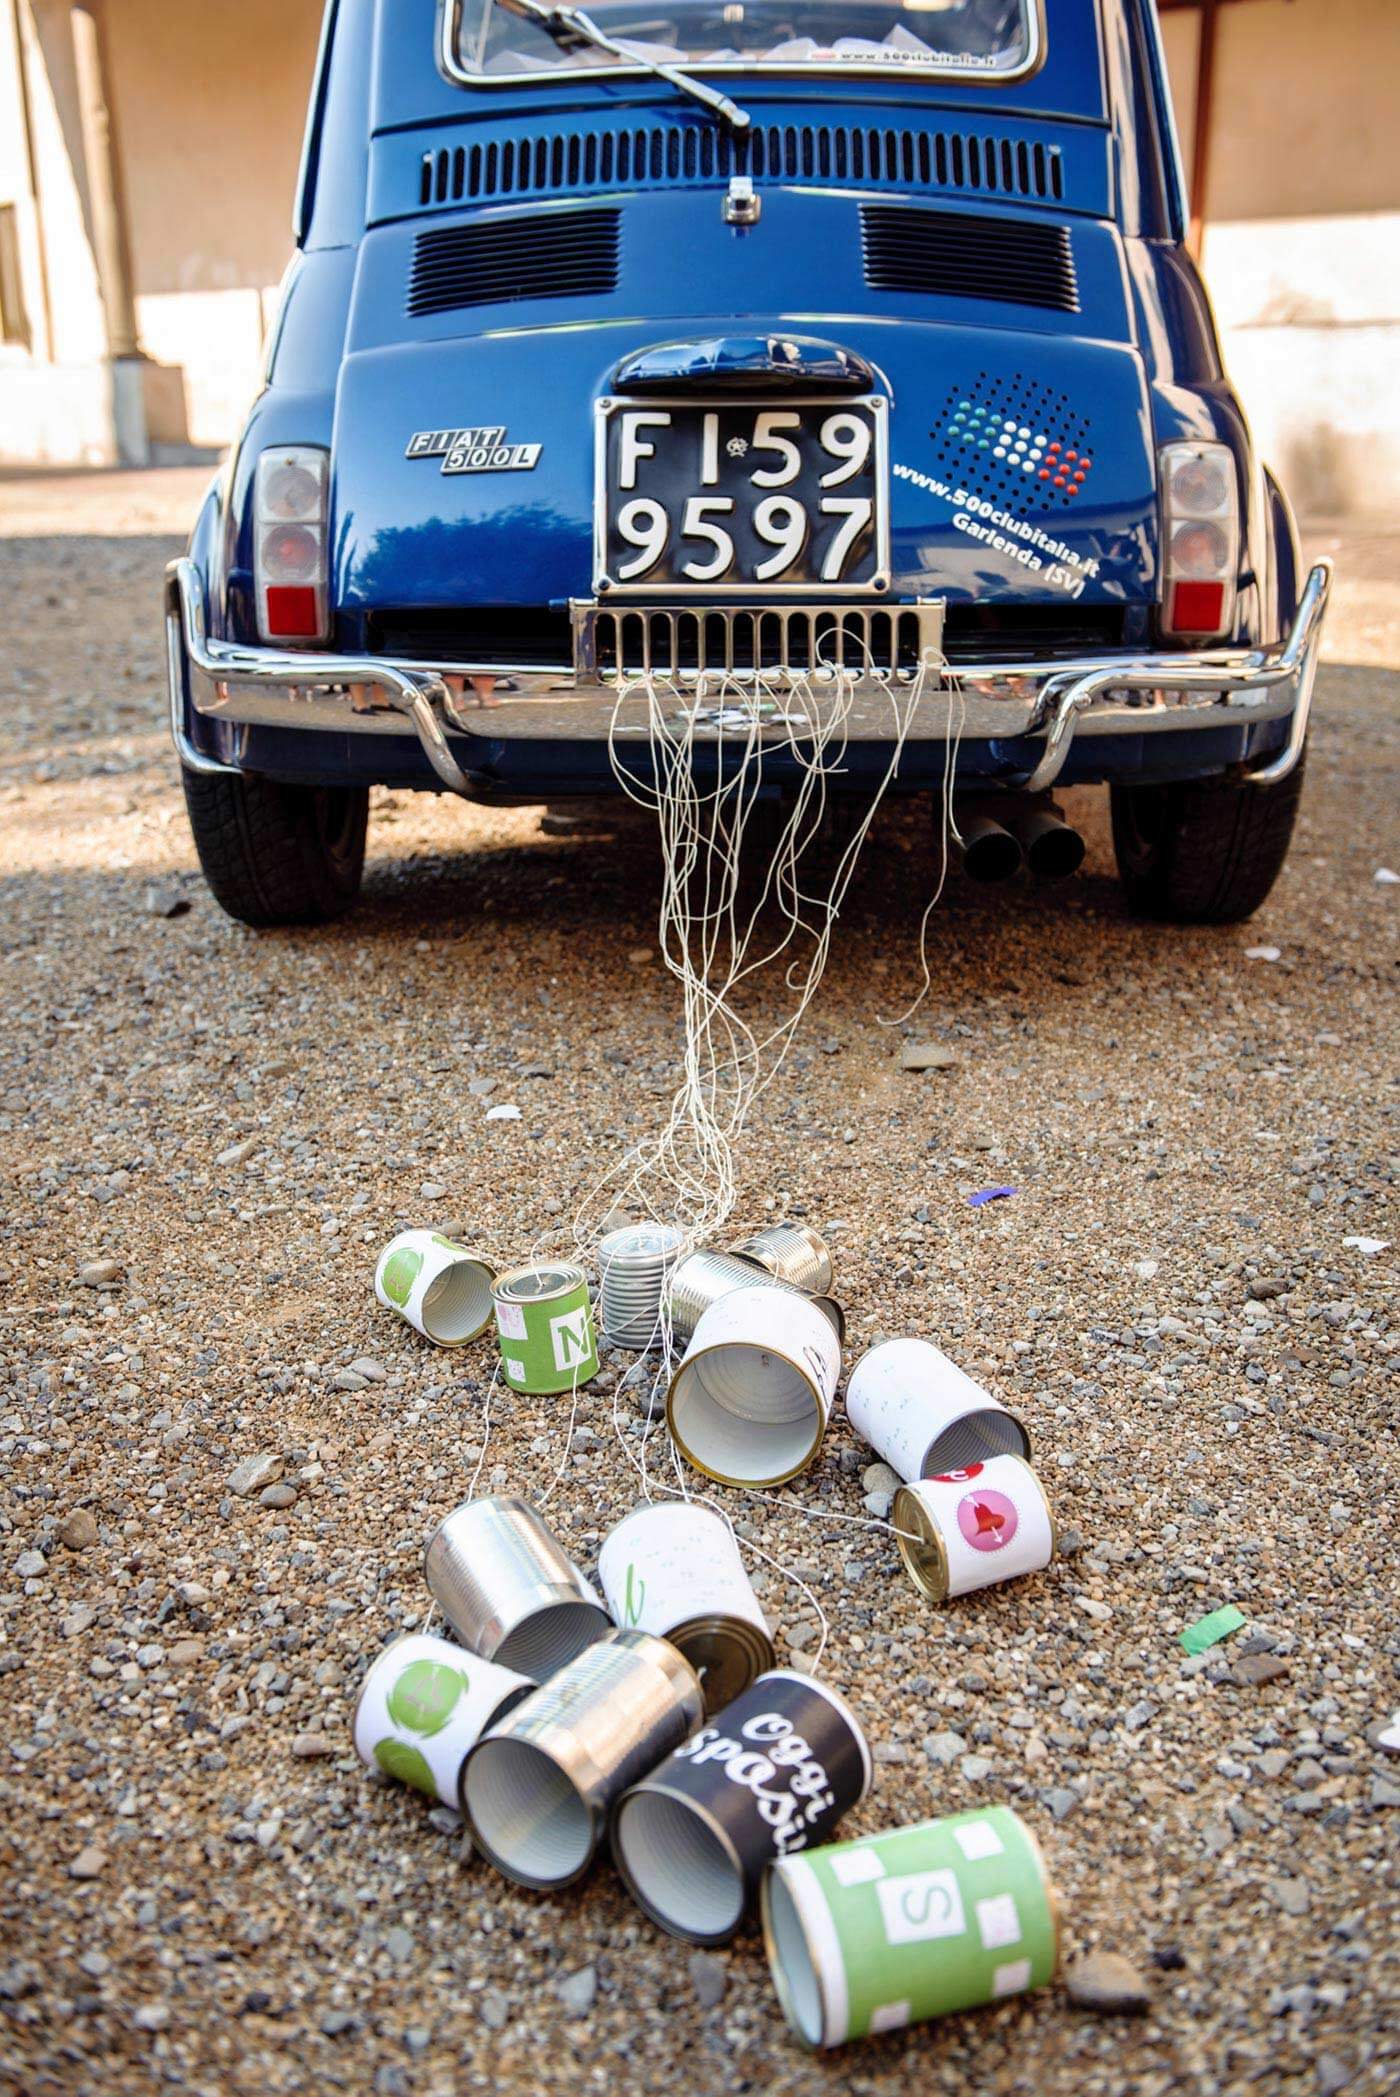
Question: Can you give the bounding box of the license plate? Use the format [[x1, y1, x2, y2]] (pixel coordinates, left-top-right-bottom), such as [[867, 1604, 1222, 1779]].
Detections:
[[595, 394, 889, 597]]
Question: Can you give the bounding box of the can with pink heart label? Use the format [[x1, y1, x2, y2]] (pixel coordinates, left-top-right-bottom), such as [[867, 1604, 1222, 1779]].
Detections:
[[891, 1454, 1055, 1602]]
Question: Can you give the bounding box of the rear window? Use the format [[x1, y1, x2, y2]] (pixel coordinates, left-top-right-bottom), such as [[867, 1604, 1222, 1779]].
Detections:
[[454, 0, 1038, 81]]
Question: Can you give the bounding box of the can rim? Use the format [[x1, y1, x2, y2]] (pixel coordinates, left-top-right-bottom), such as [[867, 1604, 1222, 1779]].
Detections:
[[458, 1730, 600, 1891], [493, 1261, 589, 1305], [754, 1670, 874, 1799], [919, 1404, 1032, 1476], [666, 1346, 827, 1487], [759, 1852, 837, 2050], [891, 1482, 951, 1603], [610, 1779, 749, 1945], [667, 1613, 776, 1715]]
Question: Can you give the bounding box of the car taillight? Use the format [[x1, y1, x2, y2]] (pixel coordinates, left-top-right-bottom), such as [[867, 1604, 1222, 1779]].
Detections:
[[254, 446, 329, 644], [1158, 441, 1239, 640]]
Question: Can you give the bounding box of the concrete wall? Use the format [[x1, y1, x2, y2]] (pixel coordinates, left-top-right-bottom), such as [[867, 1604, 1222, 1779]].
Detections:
[[1160, 0, 1400, 519], [101, 0, 323, 446]]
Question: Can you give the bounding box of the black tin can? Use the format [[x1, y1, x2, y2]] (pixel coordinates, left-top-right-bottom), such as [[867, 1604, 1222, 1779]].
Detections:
[[611, 1670, 872, 1945]]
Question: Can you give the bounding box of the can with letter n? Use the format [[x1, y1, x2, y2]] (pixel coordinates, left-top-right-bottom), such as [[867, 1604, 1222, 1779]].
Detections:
[[424, 1495, 612, 1679], [612, 1671, 871, 1946], [351, 1631, 534, 1809], [891, 1455, 1055, 1603], [493, 1262, 598, 1394], [762, 1807, 1060, 2048], [667, 1284, 842, 1487], [460, 1629, 704, 1890], [846, 1337, 1029, 1481], [597, 1501, 774, 1716]]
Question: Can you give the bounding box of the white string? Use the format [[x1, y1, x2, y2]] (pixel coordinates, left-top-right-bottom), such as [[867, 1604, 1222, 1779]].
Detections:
[[569, 643, 950, 1248], [537, 1350, 583, 1511], [878, 677, 968, 1029], [464, 1360, 499, 1505]]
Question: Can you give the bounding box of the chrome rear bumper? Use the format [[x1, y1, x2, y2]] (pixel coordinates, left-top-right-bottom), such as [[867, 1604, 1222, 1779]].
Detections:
[[166, 558, 1330, 800]]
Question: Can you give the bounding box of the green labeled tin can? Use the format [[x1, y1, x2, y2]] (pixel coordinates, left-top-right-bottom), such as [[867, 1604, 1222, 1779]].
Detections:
[[762, 1806, 1059, 2048], [493, 1263, 598, 1395]]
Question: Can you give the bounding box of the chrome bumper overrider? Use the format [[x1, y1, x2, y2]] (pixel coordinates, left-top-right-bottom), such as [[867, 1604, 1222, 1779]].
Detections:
[[166, 558, 1331, 800]]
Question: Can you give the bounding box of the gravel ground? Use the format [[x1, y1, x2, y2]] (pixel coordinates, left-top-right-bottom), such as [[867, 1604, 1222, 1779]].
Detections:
[[0, 470, 1396, 2097]]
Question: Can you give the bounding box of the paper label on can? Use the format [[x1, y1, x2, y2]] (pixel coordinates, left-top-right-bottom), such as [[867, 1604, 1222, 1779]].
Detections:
[[876, 1869, 965, 1944], [496, 1301, 527, 1341], [550, 1307, 593, 1374]]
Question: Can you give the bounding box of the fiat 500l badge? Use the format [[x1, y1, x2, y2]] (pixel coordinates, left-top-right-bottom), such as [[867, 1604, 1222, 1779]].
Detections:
[[407, 426, 542, 474]]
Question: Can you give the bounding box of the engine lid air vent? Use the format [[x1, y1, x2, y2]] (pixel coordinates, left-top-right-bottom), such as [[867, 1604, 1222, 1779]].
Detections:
[[408, 207, 621, 316], [419, 124, 1065, 211], [860, 205, 1079, 313]]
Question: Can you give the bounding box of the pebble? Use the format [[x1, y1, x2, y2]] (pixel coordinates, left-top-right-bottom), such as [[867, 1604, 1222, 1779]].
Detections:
[[861, 1461, 901, 1495], [132, 2001, 172, 2030], [1369, 1780, 1400, 1809], [292, 1732, 336, 1758], [1267, 1878, 1311, 1917], [1233, 1654, 1290, 1688], [1064, 1952, 1150, 2014], [57, 1507, 99, 1550], [228, 1453, 284, 1498], [321, 2010, 358, 2037], [260, 1483, 298, 1509], [383, 1926, 413, 1963], [13, 1549, 46, 1579], [924, 1731, 966, 1767], [479, 1989, 510, 2029], [77, 1258, 122, 1286], [1043, 1788, 1080, 1821], [555, 1966, 597, 2014], [420, 1181, 447, 1200], [900, 1043, 958, 1071], [689, 1952, 727, 2009], [68, 1847, 107, 1881]]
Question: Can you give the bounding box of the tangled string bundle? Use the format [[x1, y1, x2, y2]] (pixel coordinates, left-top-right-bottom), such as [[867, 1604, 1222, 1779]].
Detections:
[[565, 645, 962, 1251]]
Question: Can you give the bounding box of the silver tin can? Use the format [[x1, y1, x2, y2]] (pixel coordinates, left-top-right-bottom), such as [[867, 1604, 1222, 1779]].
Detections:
[[668, 1284, 842, 1488], [665, 1248, 845, 1347], [729, 1222, 834, 1297], [352, 1631, 534, 1810], [424, 1496, 612, 1678], [846, 1337, 1030, 1482], [460, 1628, 705, 1889], [597, 1501, 774, 1715]]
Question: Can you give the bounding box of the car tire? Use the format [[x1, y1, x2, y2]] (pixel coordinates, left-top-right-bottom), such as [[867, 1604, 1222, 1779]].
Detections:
[[1109, 755, 1305, 925], [181, 765, 368, 927]]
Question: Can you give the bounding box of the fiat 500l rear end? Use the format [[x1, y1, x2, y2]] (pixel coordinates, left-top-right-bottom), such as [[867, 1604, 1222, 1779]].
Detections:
[[167, 0, 1330, 927]]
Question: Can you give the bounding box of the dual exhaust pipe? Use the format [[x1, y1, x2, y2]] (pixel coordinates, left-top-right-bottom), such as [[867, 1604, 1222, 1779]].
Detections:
[[956, 801, 1086, 885]]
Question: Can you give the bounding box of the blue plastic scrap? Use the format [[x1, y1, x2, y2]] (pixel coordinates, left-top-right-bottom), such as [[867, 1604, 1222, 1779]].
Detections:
[[968, 1186, 1018, 1208]]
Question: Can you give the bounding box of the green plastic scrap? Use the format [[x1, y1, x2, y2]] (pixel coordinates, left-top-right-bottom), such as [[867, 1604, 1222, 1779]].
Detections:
[[1180, 1604, 1247, 1656]]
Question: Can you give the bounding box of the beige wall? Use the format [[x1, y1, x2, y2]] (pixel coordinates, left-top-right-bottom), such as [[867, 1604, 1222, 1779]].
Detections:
[[103, 0, 323, 446], [1160, 0, 1400, 518]]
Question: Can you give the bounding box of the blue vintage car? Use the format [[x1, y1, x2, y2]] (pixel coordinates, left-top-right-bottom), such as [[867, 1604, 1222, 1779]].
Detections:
[[167, 0, 1330, 926]]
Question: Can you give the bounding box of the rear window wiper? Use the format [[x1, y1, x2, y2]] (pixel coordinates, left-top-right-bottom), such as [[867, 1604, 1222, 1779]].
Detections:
[[493, 0, 753, 132]]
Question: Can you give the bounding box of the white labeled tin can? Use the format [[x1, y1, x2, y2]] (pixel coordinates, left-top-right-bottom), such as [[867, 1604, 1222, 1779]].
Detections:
[[424, 1496, 612, 1678], [374, 1229, 495, 1348], [352, 1631, 533, 1810], [597, 1501, 774, 1714], [846, 1337, 1030, 1482], [668, 1284, 842, 1488], [892, 1455, 1055, 1603]]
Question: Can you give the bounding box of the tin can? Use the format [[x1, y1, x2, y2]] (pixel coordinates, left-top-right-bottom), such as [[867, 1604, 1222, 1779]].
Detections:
[[493, 1262, 598, 1394], [374, 1229, 495, 1348], [597, 1502, 774, 1715], [762, 1806, 1060, 2047], [460, 1628, 704, 1890], [846, 1337, 1030, 1482], [892, 1455, 1055, 1603], [728, 1222, 834, 1297], [597, 1223, 685, 1351], [668, 1284, 842, 1488], [352, 1631, 534, 1810], [613, 1671, 871, 1945], [424, 1496, 612, 1678], [665, 1249, 845, 1347]]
